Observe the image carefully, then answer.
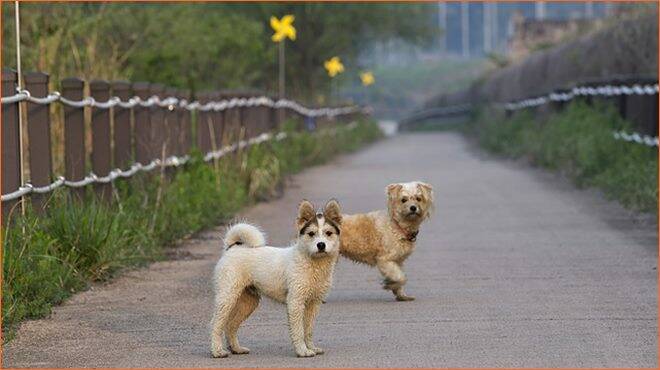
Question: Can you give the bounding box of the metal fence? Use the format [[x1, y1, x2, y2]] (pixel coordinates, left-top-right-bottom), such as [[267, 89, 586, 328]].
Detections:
[[1, 69, 365, 217]]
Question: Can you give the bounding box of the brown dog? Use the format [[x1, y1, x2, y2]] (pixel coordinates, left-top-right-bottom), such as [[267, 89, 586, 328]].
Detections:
[[339, 181, 434, 301]]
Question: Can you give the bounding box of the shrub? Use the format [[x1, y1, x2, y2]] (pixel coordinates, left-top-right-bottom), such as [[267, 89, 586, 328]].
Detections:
[[466, 102, 657, 212]]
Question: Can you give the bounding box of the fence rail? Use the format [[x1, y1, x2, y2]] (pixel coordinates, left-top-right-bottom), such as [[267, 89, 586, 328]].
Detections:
[[401, 80, 659, 147], [1, 69, 366, 216]]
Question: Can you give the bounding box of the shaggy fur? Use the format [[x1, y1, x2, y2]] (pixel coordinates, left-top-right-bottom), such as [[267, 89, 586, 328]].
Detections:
[[340, 181, 434, 301], [210, 199, 343, 358]]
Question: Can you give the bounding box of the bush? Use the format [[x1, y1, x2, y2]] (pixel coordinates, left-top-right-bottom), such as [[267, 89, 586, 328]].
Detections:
[[465, 101, 658, 212], [2, 119, 382, 339]]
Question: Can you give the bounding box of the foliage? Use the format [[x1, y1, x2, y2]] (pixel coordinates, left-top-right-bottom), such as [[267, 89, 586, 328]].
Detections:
[[2, 119, 383, 340], [2, 3, 436, 99], [464, 102, 658, 212], [232, 3, 437, 102]]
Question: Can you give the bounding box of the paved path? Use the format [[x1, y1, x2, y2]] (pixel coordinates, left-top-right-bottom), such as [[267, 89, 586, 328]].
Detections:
[[4, 132, 657, 367]]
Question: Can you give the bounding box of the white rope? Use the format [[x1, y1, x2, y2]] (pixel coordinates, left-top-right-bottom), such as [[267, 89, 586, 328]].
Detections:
[[0, 122, 361, 202], [612, 130, 659, 147], [1, 89, 366, 118], [504, 83, 659, 110], [500, 82, 660, 148]]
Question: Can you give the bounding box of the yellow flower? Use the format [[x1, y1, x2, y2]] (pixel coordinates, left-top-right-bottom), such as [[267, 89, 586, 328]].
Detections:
[[360, 71, 375, 86], [324, 57, 345, 78], [270, 15, 296, 42]]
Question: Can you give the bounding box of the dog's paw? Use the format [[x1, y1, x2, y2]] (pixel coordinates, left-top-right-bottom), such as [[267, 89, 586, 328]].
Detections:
[[382, 280, 401, 290], [395, 294, 415, 302], [211, 348, 230, 358], [296, 348, 316, 357], [230, 345, 250, 354], [310, 346, 325, 355]]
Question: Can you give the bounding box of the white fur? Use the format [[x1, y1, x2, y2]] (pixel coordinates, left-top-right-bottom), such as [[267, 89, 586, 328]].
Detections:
[[223, 223, 266, 250], [210, 202, 341, 358]]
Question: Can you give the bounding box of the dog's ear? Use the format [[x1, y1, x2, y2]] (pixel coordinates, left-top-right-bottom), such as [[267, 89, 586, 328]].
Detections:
[[385, 183, 403, 200], [323, 199, 342, 225], [417, 182, 435, 217], [297, 200, 316, 227], [416, 182, 434, 202]]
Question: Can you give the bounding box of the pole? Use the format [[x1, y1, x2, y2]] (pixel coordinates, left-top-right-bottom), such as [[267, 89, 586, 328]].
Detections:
[[535, 1, 546, 20], [438, 2, 447, 53], [15, 1, 25, 218], [279, 41, 285, 99], [461, 2, 469, 58], [585, 2, 594, 18], [492, 3, 498, 52], [483, 3, 491, 54]]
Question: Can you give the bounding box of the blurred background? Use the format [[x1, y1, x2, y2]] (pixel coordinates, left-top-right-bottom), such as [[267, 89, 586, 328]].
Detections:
[[2, 2, 656, 121], [1, 3, 658, 362]]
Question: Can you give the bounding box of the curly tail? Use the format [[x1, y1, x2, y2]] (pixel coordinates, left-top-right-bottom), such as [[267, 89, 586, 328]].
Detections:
[[223, 223, 266, 250]]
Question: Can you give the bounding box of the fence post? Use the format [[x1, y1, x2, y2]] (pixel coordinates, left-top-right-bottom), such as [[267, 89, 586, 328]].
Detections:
[[197, 92, 212, 155], [150, 83, 166, 161], [61, 77, 86, 200], [112, 81, 132, 169], [238, 93, 249, 140], [165, 87, 179, 158], [260, 93, 271, 135], [243, 93, 256, 139], [24, 72, 53, 213], [270, 94, 279, 132], [226, 92, 242, 146], [624, 94, 658, 136], [133, 82, 151, 165], [90, 80, 112, 201], [276, 96, 286, 130], [210, 91, 223, 151], [2, 69, 22, 220], [179, 90, 192, 156]]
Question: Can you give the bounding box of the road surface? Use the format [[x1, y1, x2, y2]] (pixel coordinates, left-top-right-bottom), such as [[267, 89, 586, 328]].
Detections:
[[3, 132, 657, 367]]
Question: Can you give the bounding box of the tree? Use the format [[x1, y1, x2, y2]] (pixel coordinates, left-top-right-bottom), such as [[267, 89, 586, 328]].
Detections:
[[2, 3, 436, 100], [232, 3, 437, 102]]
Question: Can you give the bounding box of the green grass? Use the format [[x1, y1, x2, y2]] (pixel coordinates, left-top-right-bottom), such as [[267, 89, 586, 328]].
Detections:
[[463, 102, 658, 212], [2, 119, 382, 339]]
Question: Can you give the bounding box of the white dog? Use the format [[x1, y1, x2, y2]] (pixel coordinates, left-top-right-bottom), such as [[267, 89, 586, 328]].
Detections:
[[210, 199, 342, 358]]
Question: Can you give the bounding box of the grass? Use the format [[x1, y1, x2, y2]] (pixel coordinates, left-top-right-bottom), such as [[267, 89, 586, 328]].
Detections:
[[463, 101, 658, 213], [1, 118, 382, 340]]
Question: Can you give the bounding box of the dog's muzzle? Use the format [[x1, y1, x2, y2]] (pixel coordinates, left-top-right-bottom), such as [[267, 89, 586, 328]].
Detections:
[[406, 208, 421, 218]]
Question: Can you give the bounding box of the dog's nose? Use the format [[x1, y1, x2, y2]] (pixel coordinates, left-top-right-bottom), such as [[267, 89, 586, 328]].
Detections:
[[316, 242, 326, 251], [410, 205, 417, 212]]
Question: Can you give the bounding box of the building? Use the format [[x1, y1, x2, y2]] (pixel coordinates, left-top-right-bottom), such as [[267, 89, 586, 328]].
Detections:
[[438, 2, 614, 57]]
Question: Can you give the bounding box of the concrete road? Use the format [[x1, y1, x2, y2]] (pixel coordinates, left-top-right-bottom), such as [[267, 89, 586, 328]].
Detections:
[[3, 132, 657, 367]]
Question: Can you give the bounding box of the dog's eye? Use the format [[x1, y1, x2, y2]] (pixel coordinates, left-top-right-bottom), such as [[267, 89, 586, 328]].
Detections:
[[401, 197, 408, 203], [307, 231, 315, 237], [416, 196, 422, 202], [325, 231, 333, 237]]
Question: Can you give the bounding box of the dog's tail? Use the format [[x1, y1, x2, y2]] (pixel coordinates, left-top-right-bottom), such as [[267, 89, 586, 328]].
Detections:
[[223, 223, 266, 250]]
